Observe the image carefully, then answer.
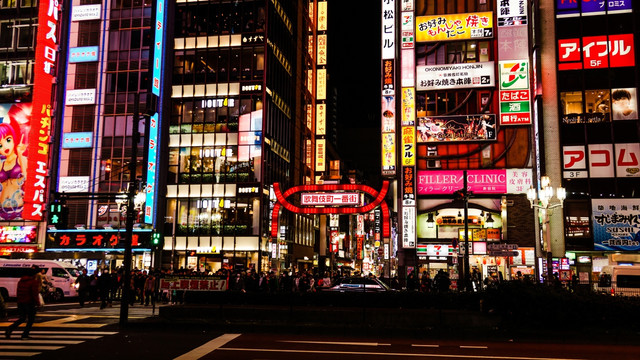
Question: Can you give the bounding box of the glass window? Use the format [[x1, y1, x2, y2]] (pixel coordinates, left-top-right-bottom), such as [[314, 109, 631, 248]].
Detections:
[[16, 20, 34, 48], [560, 91, 583, 124], [584, 89, 610, 123], [0, 22, 13, 48], [1, 0, 16, 8]]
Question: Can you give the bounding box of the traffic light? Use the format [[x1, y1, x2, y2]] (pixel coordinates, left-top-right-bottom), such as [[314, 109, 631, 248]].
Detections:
[[152, 231, 161, 246], [453, 189, 466, 201], [47, 201, 68, 229]]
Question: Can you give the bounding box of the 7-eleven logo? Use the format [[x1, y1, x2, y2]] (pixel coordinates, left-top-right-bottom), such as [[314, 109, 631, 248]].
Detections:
[[500, 61, 529, 90]]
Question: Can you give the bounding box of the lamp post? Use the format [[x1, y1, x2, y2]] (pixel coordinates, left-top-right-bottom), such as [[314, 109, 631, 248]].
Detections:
[[526, 175, 566, 283]]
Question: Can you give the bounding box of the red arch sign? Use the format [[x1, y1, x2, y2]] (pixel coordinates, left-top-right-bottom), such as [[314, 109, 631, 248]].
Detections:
[[270, 181, 391, 238]]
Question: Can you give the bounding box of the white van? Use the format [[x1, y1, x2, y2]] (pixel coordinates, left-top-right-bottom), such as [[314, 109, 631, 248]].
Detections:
[[0, 259, 80, 300], [599, 265, 640, 297]]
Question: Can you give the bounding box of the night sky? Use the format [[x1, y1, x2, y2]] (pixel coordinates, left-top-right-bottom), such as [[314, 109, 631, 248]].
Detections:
[[328, 0, 382, 184]]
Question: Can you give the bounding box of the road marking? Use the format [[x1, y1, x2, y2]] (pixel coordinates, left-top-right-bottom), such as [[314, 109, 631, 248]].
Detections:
[[0, 345, 64, 350], [460, 346, 489, 349], [174, 333, 241, 360], [280, 340, 391, 346], [0, 351, 40, 357], [412, 344, 440, 348], [15, 331, 117, 335], [0, 340, 85, 345], [0, 315, 109, 328], [10, 335, 103, 340], [217, 347, 587, 360]]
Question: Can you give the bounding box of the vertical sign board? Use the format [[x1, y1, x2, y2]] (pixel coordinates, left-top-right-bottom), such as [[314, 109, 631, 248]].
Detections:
[[402, 206, 416, 248], [151, 0, 165, 97], [497, 0, 531, 126], [146, 0, 168, 225], [381, 0, 396, 177], [499, 60, 532, 125], [27, 0, 60, 220], [401, 126, 415, 166], [144, 114, 159, 224], [402, 166, 415, 206]]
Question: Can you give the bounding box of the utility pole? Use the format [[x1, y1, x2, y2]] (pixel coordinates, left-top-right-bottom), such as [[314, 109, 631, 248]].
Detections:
[[119, 93, 141, 327], [463, 170, 470, 292]]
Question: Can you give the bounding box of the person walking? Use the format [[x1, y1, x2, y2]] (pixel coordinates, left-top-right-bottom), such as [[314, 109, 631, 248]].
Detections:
[[5, 267, 39, 339], [98, 269, 112, 309], [75, 269, 90, 307], [144, 272, 156, 306]]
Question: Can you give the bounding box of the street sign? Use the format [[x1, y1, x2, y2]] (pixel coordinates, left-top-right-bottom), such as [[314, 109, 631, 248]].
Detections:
[[487, 250, 519, 257], [487, 243, 518, 251]]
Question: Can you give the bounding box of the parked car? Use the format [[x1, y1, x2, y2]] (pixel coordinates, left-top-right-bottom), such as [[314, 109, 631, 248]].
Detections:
[[323, 277, 393, 292]]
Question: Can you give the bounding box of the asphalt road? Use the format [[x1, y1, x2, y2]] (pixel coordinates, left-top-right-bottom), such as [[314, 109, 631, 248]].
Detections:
[[0, 302, 638, 359]]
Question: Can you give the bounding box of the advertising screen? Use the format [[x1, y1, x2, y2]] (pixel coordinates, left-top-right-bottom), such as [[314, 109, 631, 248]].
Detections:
[[417, 62, 494, 91], [417, 114, 496, 142]]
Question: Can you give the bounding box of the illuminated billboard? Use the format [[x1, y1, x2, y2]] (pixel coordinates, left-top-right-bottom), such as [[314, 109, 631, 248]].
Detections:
[[28, 0, 60, 221], [382, 0, 396, 59], [401, 126, 415, 166], [592, 199, 640, 251], [556, 0, 632, 18], [417, 168, 533, 195], [62, 132, 93, 149], [382, 133, 396, 175], [152, 0, 167, 96], [558, 34, 635, 70], [416, 12, 493, 42], [417, 114, 496, 142], [69, 46, 99, 63], [300, 193, 359, 206], [417, 62, 495, 91], [562, 143, 640, 179]]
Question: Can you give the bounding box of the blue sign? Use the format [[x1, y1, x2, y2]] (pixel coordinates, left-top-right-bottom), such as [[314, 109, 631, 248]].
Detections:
[[556, 0, 632, 18], [144, 114, 159, 224], [68, 46, 99, 63], [151, 0, 166, 96], [62, 132, 93, 149], [592, 199, 640, 251]]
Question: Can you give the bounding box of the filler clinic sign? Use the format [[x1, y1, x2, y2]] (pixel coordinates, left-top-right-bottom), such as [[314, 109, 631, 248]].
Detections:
[[27, 0, 60, 220], [417, 169, 533, 195]]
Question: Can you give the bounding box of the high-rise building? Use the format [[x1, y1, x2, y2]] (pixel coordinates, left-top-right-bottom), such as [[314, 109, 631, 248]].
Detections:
[[162, 0, 318, 272], [395, 0, 540, 284], [0, 0, 40, 257], [45, 0, 155, 269], [547, 0, 640, 276]]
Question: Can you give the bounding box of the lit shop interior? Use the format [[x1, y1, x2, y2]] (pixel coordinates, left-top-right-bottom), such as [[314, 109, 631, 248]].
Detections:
[[416, 199, 536, 282]]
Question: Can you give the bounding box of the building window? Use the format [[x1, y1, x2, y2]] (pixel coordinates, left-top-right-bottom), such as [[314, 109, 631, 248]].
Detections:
[[0, 0, 16, 8], [68, 149, 92, 176]]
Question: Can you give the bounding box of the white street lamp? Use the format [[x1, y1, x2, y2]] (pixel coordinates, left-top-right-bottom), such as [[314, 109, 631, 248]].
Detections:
[[526, 175, 566, 283], [527, 176, 566, 209]]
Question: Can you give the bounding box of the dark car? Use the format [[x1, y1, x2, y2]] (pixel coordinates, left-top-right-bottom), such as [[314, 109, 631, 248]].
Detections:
[[323, 277, 393, 292]]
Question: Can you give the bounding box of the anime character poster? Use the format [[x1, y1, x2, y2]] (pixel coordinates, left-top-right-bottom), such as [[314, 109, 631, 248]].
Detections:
[[0, 103, 31, 220]]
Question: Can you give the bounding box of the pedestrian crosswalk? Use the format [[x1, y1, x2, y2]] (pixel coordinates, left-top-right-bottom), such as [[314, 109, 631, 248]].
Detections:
[[0, 330, 118, 358]]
